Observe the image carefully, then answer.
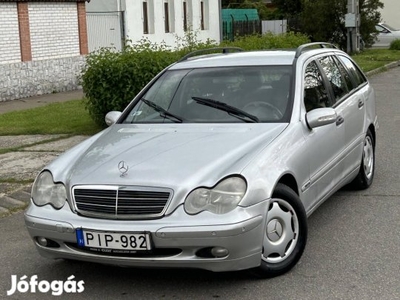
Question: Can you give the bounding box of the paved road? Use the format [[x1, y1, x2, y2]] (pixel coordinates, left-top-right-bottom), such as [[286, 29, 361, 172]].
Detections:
[[1, 68, 399, 299]]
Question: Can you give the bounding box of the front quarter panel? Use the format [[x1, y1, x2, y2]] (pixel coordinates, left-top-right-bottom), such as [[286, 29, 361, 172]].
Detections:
[[240, 123, 309, 207]]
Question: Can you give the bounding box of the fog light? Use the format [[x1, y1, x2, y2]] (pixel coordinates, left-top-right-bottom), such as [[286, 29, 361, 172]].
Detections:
[[37, 237, 48, 246], [36, 237, 60, 248], [211, 247, 229, 258]]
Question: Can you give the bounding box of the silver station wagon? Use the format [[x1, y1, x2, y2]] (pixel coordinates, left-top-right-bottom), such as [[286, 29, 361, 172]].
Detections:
[[25, 43, 378, 277]]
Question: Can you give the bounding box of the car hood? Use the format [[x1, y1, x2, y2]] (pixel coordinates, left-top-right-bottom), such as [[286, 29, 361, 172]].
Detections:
[[50, 123, 287, 193]]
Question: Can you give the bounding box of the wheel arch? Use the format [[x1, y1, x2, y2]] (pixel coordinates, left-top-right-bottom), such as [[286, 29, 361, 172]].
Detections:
[[276, 173, 299, 196], [368, 123, 376, 147]]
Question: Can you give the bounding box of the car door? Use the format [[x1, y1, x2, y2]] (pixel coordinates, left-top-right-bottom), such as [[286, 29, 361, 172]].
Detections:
[[336, 55, 368, 173], [317, 55, 362, 178], [300, 59, 346, 212]]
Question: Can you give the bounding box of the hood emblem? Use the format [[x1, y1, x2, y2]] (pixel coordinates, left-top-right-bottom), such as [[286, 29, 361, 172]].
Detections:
[[118, 161, 129, 177]]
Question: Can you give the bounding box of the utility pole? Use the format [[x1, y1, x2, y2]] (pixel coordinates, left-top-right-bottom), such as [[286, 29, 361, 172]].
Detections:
[[345, 0, 360, 53]]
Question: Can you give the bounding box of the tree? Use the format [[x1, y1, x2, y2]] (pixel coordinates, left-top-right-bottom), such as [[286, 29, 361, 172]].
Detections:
[[271, 0, 302, 16], [301, 0, 347, 47], [222, 0, 279, 20], [273, 0, 383, 50], [222, 0, 246, 8], [359, 0, 384, 47]]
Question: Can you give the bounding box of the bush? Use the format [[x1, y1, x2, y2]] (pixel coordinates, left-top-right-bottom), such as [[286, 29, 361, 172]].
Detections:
[[389, 39, 400, 50], [222, 32, 310, 50]]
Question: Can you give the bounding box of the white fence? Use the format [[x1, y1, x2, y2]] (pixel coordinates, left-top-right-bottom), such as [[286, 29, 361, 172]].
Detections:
[[261, 20, 287, 34], [86, 12, 123, 52]]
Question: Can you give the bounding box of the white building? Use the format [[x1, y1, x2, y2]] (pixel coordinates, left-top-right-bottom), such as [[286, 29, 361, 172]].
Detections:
[[86, 0, 221, 52], [380, 0, 400, 29]]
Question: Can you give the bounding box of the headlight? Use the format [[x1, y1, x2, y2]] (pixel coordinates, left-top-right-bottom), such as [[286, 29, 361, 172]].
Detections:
[[184, 177, 247, 215], [31, 171, 67, 209]]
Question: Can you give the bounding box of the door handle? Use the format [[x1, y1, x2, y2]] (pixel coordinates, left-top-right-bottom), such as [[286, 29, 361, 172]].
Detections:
[[358, 100, 364, 108], [336, 115, 344, 126]]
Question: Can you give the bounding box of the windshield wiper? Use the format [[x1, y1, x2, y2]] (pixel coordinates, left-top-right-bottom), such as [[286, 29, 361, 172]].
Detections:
[[192, 97, 259, 123], [141, 98, 183, 123]]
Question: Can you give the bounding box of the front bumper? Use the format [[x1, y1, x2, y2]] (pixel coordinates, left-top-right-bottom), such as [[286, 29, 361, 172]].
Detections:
[[25, 200, 269, 272]]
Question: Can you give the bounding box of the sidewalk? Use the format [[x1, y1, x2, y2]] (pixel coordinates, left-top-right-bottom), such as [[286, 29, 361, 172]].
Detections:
[[0, 89, 84, 115], [0, 89, 87, 217]]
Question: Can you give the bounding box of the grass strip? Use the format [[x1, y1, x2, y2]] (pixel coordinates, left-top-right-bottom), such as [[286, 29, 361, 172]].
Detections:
[[0, 99, 102, 136]]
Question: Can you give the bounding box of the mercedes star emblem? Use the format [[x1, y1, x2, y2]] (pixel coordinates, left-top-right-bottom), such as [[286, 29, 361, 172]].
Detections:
[[118, 161, 129, 177], [267, 219, 283, 242]]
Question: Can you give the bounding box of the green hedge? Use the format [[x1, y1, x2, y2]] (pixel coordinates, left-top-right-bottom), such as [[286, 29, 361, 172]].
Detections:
[[389, 39, 400, 50], [81, 41, 178, 126], [220, 32, 310, 50], [81, 33, 310, 127]]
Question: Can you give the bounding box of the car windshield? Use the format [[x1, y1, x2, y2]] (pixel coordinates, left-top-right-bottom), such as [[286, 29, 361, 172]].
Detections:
[[122, 66, 292, 124]]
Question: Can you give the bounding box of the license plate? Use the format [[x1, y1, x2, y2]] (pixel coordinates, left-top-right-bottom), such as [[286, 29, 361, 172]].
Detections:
[[76, 229, 151, 251]]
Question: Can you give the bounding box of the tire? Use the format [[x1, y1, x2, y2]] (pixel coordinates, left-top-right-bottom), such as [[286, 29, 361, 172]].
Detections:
[[350, 129, 375, 190], [251, 183, 307, 278]]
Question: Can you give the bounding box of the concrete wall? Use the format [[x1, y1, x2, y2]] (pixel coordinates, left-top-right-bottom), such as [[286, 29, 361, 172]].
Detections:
[[0, 1, 88, 102], [0, 56, 85, 102]]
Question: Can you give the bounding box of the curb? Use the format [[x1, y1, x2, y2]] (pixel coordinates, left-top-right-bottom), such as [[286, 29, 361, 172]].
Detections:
[[366, 60, 400, 77]]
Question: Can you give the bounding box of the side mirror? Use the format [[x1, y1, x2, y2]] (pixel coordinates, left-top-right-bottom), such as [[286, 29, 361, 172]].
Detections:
[[105, 111, 122, 126], [306, 108, 337, 129]]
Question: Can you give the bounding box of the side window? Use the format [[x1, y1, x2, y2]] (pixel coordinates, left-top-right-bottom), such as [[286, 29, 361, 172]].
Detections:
[[304, 61, 330, 112], [337, 55, 367, 87], [332, 56, 355, 91], [318, 56, 349, 102]]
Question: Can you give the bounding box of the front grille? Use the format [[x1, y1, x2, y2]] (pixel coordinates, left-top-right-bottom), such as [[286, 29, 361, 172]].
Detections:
[[72, 186, 172, 219]]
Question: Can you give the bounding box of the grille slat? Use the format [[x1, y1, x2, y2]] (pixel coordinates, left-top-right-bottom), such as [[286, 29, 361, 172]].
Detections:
[[77, 204, 116, 214], [118, 200, 167, 206], [73, 186, 171, 219], [75, 190, 117, 197], [74, 199, 117, 206]]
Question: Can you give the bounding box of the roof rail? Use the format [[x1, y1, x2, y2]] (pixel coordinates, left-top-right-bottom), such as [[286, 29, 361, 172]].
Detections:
[[177, 47, 244, 63], [295, 42, 338, 58]]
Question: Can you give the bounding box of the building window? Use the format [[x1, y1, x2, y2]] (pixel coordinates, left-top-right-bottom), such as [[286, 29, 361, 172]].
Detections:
[[183, 0, 192, 31], [200, 1, 204, 30], [164, 0, 175, 33], [183, 1, 188, 31], [142, 0, 155, 34], [200, 0, 209, 30], [143, 1, 149, 34], [164, 2, 170, 32]]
